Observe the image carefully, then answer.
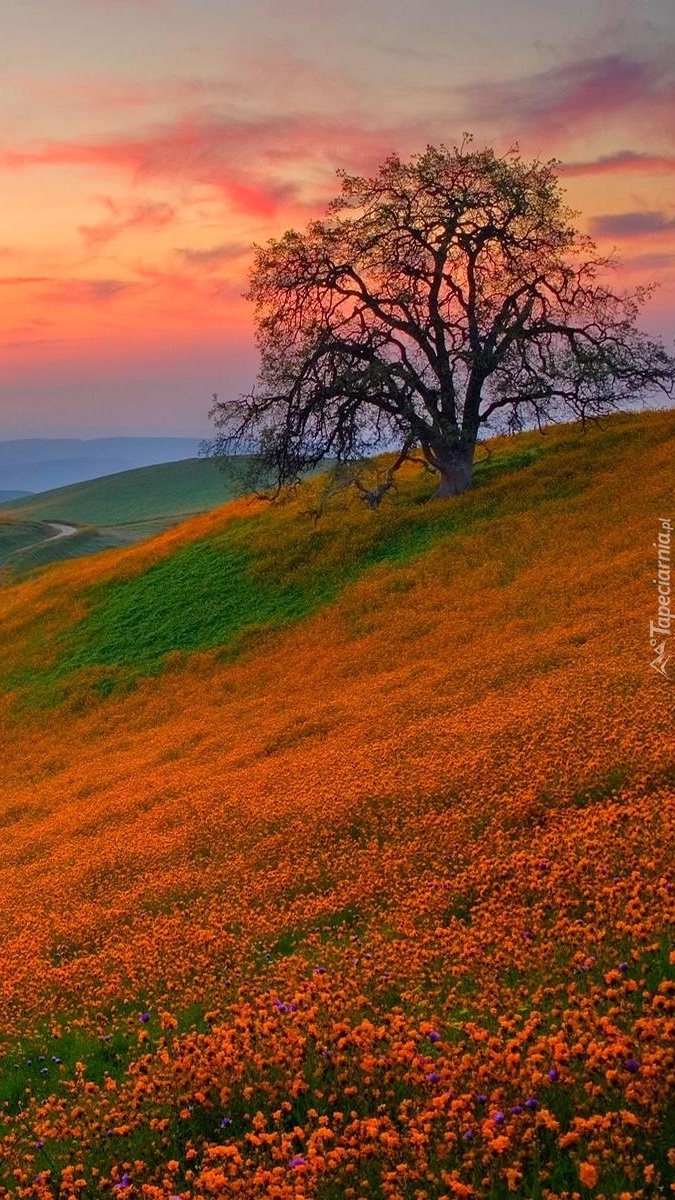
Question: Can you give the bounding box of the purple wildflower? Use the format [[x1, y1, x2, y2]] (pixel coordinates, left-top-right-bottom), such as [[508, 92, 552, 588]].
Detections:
[[427, 1030, 441, 1044], [509, 1104, 523, 1115], [289, 1155, 307, 1169], [427, 1071, 441, 1084], [139, 1012, 151, 1024], [625, 1058, 640, 1073], [476, 1093, 487, 1104], [525, 1097, 539, 1111], [220, 1116, 232, 1129], [548, 1067, 560, 1083]]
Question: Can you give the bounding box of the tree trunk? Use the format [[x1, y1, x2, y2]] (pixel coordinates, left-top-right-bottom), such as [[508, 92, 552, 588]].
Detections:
[[431, 441, 475, 498]]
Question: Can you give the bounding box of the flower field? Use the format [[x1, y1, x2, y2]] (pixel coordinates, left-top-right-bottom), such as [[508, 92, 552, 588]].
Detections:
[[0, 411, 673, 1199]]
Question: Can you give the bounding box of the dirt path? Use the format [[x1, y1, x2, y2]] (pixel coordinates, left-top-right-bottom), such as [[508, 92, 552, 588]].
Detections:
[[43, 522, 79, 542], [0, 521, 79, 565]]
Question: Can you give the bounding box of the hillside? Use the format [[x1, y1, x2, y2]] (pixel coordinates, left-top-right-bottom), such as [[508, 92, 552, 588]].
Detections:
[[0, 410, 673, 1199], [0, 457, 249, 579], [0, 456, 248, 526]]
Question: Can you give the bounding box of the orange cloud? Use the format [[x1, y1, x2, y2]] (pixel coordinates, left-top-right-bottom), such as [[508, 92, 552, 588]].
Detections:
[[0, 112, 429, 217], [78, 198, 175, 245], [0, 275, 53, 286]]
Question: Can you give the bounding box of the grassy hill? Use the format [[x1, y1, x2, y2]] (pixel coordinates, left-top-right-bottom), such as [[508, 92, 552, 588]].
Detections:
[[0, 457, 250, 579], [0, 456, 245, 526], [0, 410, 673, 1199]]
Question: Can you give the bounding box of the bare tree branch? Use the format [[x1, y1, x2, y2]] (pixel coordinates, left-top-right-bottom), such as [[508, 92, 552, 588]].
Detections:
[[204, 139, 675, 502]]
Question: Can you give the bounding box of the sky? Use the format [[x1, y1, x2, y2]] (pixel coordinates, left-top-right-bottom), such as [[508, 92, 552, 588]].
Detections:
[[0, 0, 674, 438]]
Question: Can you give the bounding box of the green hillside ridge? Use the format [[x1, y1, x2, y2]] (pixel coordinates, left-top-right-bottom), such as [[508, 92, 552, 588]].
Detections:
[[0, 456, 245, 526], [0, 517, 52, 557], [0, 457, 252, 581], [3, 409, 672, 710]]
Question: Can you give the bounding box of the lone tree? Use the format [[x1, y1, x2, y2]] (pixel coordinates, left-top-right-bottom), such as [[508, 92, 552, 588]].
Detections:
[[208, 139, 675, 499]]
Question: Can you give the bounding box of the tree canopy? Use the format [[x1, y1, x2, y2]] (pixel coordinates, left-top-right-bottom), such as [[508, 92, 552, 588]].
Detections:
[[207, 139, 675, 499]]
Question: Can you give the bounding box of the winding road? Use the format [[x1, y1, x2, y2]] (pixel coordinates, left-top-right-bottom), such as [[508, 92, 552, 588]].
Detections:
[[0, 521, 79, 566]]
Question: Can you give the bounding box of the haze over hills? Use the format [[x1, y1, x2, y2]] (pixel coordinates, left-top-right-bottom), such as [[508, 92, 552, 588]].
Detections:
[[0, 436, 204, 494], [0, 490, 31, 502]]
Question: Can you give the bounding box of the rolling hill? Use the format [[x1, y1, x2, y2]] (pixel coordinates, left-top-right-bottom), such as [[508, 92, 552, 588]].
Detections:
[[0, 410, 672, 1199], [0, 457, 250, 579]]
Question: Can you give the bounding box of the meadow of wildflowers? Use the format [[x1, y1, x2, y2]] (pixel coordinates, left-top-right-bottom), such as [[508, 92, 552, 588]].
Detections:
[[0, 411, 673, 1199]]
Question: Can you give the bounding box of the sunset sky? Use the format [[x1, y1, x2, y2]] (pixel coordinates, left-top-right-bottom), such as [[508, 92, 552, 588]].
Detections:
[[1, 0, 674, 438]]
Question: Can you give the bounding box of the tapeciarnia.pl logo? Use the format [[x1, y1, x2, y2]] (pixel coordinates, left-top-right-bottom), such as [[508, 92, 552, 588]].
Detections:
[[650, 517, 672, 680]]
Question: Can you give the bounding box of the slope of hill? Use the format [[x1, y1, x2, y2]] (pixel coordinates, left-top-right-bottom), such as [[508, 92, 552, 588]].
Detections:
[[0, 457, 249, 579], [0, 456, 247, 526], [0, 410, 672, 1199]]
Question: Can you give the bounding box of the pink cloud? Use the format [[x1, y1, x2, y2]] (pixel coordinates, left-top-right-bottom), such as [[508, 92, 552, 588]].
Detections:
[[459, 51, 675, 145], [0, 112, 429, 217], [176, 243, 247, 268], [624, 252, 675, 271], [560, 151, 675, 177], [590, 210, 675, 239], [45, 278, 141, 304], [78, 198, 175, 245]]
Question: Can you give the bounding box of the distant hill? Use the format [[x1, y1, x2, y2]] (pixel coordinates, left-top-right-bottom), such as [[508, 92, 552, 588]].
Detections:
[[0, 456, 251, 578], [0, 456, 247, 527], [0, 489, 32, 502], [0, 436, 204, 493]]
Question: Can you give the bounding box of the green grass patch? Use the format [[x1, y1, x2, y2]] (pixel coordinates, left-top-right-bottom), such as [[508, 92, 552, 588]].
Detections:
[[571, 765, 629, 809], [0, 1026, 130, 1115], [57, 530, 317, 671], [4, 412, 674, 705], [0, 518, 52, 559]]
